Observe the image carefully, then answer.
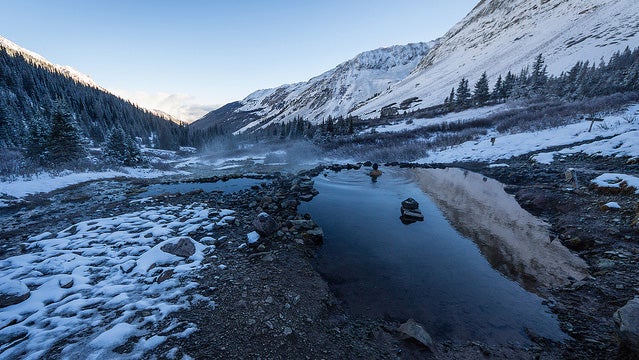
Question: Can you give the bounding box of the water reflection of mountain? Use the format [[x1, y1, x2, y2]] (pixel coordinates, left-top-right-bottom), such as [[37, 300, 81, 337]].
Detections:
[[411, 168, 587, 291]]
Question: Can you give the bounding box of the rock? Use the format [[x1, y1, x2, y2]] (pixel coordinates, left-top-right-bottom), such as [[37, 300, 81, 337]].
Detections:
[[289, 219, 316, 230], [0, 280, 30, 308], [299, 194, 314, 202], [247, 231, 261, 245], [401, 208, 424, 221], [302, 228, 324, 245], [613, 296, 639, 354], [160, 237, 196, 257], [58, 276, 74, 289], [401, 198, 419, 210], [156, 269, 174, 283], [398, 318, 434, 351], [516, 189, 575, 215], [253, 212, 279, 236], [563, 236, 594, 250], [261, 253, 276, 262], [283, 326, 293, 336], [280, 199, 298, 209], [601, 202, 621, 211]]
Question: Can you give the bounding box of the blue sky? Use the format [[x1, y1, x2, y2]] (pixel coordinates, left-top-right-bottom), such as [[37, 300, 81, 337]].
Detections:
[[1, 0, 477, 120]]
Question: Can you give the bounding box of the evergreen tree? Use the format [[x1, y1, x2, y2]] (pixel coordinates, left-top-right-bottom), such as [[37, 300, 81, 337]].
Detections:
[[45, 103, 86, 165], [473, 72, 490, 106], [26, 116, 50, 164], [503, 71, 516, 98], [103, 126, 142, 166], [491, 75, 504, 101], [531, 53, 548, 91], [455, 78, 471, 109], [326, 116, 334, 133], [446, 87, 455, 111]]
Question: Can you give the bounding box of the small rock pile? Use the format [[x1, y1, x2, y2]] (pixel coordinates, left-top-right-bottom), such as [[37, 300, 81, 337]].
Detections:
[[294, 176, 319, 202], [400, 198, 424, 224]]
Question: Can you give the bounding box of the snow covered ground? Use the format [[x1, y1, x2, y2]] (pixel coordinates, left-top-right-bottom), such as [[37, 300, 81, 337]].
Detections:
[[0, 201, 235, 359], [0, 168, 188, 200], [420, 105, 639, 164]]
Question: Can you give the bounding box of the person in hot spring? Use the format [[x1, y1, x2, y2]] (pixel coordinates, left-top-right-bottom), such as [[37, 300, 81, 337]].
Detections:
[[369, 163, 382, 181]]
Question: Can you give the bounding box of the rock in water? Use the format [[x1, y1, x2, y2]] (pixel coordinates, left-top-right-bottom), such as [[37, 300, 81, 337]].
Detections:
[[401, 207, 424, 221], [253, 212, 279, 236], [401, 198, 419, 210], [614, 296, 639, 354], [398, 318, 434, 351], [160, 237, 196, 258], [0, 280, 31, 308], [302, 227, 324, 245], [400, 198, 424, 223]]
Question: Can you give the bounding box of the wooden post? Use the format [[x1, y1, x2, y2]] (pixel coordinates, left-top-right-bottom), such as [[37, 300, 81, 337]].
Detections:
[[586, 117, 604, 132]]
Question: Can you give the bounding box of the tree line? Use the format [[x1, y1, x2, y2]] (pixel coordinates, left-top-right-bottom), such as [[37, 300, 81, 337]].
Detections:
[[0, 45, 201, 168], [442, 47, 639, 112]]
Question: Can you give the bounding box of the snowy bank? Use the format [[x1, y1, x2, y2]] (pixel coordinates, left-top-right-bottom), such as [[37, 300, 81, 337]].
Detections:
[[0, 168, 188, 199]]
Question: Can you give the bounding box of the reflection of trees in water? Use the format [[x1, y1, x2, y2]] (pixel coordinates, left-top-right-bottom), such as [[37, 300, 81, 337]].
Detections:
[[412, 168, 587, 292]]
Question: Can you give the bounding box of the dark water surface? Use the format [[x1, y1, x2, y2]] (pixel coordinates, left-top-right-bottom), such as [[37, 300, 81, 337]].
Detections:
[[298, 167, 567, 345], [137, 178, 266, 197]]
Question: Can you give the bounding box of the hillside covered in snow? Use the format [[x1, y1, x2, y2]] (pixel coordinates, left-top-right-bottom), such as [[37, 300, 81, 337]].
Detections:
[[191, 42, 435, 134], [354, 0, 639, 118], [193, 0, 639, 134]]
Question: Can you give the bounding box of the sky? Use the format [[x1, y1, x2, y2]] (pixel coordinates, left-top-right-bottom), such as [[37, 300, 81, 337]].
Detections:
[[0, 0, 478, 121]]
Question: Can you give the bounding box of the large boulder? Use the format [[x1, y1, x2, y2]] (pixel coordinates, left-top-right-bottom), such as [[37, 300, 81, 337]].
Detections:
[[160, 237, 196, 258], [253, 212, 279, 236], [0, 280, 30, 308], [614, 296, 639, 354]]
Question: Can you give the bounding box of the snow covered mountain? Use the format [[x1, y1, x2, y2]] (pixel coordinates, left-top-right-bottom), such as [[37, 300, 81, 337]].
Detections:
[[0, 36, 100, 89], [194, 0, 639, 133], [191, 42, 435, 133], [353, 0, 639, 118]]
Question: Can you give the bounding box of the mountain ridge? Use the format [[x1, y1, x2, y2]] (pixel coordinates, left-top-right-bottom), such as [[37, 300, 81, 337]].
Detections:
[[193, 0, 639, 133], [191, 42, 436, 134]]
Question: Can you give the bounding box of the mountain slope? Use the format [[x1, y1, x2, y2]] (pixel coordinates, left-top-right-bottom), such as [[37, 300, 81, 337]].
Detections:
[[0, 36, 187, 150], [353, 0, 639, 118], [191, 42, 435, 134], [0, 36, 100, 89]]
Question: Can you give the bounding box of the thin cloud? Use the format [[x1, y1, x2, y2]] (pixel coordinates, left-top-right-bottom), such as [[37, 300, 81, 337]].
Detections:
[[112, 89, 218, 123]]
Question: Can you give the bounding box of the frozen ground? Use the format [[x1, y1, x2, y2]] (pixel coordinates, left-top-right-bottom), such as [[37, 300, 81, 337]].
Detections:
[[0, 201, 236, 359]]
